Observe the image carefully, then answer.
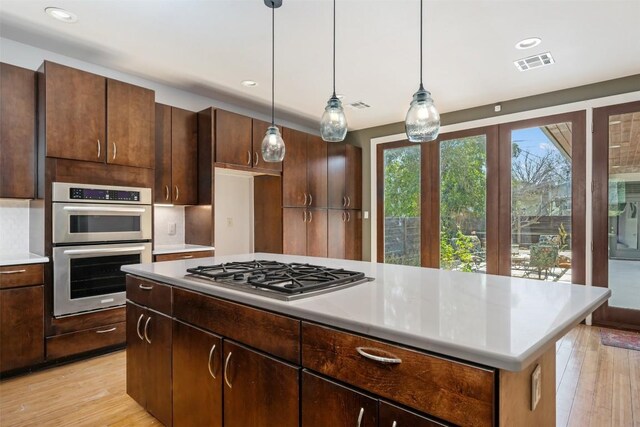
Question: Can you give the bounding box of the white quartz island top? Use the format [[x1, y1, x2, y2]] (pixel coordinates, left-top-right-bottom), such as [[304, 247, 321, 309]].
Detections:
[[0, 252, 49, 267], [152, 244, 215, 255], [122, 253, 610, 371]]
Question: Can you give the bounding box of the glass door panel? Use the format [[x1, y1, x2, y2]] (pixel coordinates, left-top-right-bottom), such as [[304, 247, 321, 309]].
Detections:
[[439, 135, 487, 273], [510, 122, 573, 283], [381, 144, 421, 266]]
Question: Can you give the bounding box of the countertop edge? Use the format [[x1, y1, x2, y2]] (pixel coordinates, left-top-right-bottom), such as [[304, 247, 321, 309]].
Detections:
[[152, 246, 216, 255], [0, 255, 50, 267]]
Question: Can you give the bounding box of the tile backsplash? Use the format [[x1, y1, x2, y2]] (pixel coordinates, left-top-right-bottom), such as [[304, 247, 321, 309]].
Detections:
[[154, 205, 185, 246], [0, 199, 30, 253]]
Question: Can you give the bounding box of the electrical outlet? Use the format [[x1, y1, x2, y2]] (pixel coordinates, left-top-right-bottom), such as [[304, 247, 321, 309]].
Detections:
[[226, 217, 233, 227], [168, 222, 176, 236], [531, 364, 542, 411], [364, 211, 369, 219]]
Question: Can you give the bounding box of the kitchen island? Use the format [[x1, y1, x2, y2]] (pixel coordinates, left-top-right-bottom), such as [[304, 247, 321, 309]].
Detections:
[[122, 253, 610, 427]]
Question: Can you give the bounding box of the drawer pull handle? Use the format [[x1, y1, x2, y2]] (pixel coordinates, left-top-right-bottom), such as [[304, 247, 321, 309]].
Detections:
[[308, 193, 313, 206], [208, 344, 217, 379], [357, 407, 364, 427], [303, 192, 308, 206], [143, 317, 152, 344], [356, 347, 402, 364], [165, 185, 170, 201], [139, 284, 154, 291], [136, 314, 144, 340], [0, 269, 27, 274], [392, 422, 397, 427], [180, 255, 194, 259], [96, 327, 116, 334], [224, 352, 233, 389]]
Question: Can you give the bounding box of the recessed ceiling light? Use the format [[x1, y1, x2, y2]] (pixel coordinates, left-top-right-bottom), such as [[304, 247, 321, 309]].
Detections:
[[609, 145, 621, 149], [609, 120, 622, 125], [45, 7, 78, 23], [241, 80, 258, 87], [515, 37, 541, 50]]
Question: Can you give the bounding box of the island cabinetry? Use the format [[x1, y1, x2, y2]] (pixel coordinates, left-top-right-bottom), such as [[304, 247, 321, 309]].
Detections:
[[301, 322, 496, 427], [0, 264, 45, 373], [154, 250, 214, 262], [223, 340, 300, 427], [172, 320, 222, 427], [378, 401, 446, 427]]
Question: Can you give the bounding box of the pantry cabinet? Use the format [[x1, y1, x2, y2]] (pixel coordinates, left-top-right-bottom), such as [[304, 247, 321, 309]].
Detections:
[[328, 143, 362, 209], [328, 209, 362, 260], [283, 208, 327, 257], [282, 129, 327, 208]]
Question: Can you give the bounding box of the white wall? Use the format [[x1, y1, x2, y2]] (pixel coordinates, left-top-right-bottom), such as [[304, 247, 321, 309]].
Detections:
[[0, 200, 30, 254], [214, 170, 254, 256]]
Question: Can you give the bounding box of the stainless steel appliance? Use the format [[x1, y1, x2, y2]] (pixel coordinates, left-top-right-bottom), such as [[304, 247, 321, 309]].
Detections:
[[186, 260, 373, 301], [52, 182, 152, 316]]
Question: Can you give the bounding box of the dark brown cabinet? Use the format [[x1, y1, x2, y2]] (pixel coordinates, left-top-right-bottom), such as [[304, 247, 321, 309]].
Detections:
[[215, 109, 252, 167], [283, 208, 327, 257], [252, 119, 283, 172], [41, 61, 155, 169], [302, 370, 377, 427], [328, 209, 362, 260], [154, 104, 198, 205], [328, 143, 362, 209], [379, 401, 445, 427], [0, 63, 36, 199], [126, 302, 172, 426], [0, 264, 45, 374], [173, 320, 222, 427], [223, 340, 299, 427], [282, 129, 328, 208]]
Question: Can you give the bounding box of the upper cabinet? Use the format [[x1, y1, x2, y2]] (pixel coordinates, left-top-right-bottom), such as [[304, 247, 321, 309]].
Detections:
[[282, 128, 328, 208], [154, 103, 198, 205], [215, 109, 252, 167], [0, 63, 37, 199], [328, 143, 362, 209], [40, 61, 154, 169]]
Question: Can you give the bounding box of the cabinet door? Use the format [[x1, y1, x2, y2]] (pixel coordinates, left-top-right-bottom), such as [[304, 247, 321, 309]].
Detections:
[[345, 144, 362, 209], [106, 79, 155, 168], [283, 208, 308, 256], [327, 143, 346, 209], [282, 128, 308, 207], [172, 107, 198, 205], [306, 135, 328, 208], [154, 103, 172, 203], [216, 110, 252, 167], [173, 320, 222, 427], [345, 210, 362, 261], [145, 312, 173, 427], [0, 286, 44, 372], [379, 400, 445, 427], [44, 61, 106, 163], [252, 119, 282, 172], [223, 341, 299, 427], [327, 210, 346, 259], [126, 302, 147, 408], [0, 63, 36, 199], [302, 370, 377, 427], [307, 209, 328, 258]]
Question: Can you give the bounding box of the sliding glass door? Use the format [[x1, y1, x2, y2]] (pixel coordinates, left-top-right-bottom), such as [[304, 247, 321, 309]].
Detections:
[[593, 101, 640, 330]]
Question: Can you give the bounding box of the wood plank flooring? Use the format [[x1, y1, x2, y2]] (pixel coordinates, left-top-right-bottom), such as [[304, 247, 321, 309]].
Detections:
[[0, 324, 637, 426]]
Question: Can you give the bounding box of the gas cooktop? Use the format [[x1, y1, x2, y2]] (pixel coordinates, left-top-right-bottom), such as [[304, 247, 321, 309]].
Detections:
[[185, 260, 374, 301]]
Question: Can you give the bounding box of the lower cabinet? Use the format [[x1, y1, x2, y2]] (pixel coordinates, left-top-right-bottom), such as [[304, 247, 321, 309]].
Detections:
[[172, 320, 222, 427], [328, 210, 362, 260], [126, 302, 172, 426], [283, 208, 328, 257], [379, 400, 445, 427], [223, 340, 300, 427]]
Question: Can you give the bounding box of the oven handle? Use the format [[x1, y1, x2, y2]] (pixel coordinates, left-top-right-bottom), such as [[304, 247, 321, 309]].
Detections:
[[62, 206, 147, 213], [63, 246, 147, 255]]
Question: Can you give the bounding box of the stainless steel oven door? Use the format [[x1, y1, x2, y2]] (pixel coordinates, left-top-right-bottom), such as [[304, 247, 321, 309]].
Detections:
[[53, 203, 152, 244], [53, 242, 152, 317]]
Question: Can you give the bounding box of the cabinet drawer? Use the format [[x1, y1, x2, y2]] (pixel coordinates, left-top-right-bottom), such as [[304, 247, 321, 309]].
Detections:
[[126, 275, 172, 315], [46, 321, 125, 360], [154, 250, 214, 262], [301, 323, 495, 427], [173, 287, 300, 364], [0, 264, 44, 289]]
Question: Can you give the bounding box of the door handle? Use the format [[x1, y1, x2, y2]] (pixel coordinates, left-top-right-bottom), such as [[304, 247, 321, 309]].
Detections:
[[342, 211, 346, 222], [139, 284, 154, 291], [357, 407, 364, 427], [254, 152, 259, 166], [97, 139, 101, 159], [303, 210, 307, 223], [143, 316, 152, 344], [63, 246, 146, 255], [224, 352, 233, 389], [112, 142, 117, 160], [347, 196, 351, 207], [0, 269, 27, 275], [355, 347, 402, 364], [136, 314, 144, 340], [303, 192, 308, 206], [208, 344, 217, 379], [63, 206, 146, 213], [347, 211, 351, 222], [96, 327, 117, 334], [343, 196, 347, 207], [247, 150, 252, 166], [308, 211, 313, 222], [308, 193, 313, 206], [175, 185, 179, 201], [164, 185, 169, 201]]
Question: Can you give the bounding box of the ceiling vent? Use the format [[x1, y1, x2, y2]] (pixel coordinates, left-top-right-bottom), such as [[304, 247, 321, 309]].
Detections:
[[348, 101, 371, 109], [514, 52, 555, 71]]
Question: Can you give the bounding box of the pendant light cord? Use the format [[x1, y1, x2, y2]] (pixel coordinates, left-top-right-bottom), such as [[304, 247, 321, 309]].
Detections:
[[419, 0, 424, 90], [332, 0, 336, 97], [271, 1, 275, 125]]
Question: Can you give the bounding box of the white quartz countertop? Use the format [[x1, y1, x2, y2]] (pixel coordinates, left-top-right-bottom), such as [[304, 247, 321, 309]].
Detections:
[[0, 252, 49, 267], [152, 244, 215, 255], [122, 253, 610, 371]]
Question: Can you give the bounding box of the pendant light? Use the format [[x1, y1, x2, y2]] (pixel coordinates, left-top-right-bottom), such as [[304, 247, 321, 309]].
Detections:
[[262, 0, 285, 162], [405, 0, 440, 143], [320, 0, 347, 142]]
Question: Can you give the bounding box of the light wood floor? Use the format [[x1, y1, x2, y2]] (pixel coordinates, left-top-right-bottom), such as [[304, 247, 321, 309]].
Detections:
[[0, 325, 638, 426]]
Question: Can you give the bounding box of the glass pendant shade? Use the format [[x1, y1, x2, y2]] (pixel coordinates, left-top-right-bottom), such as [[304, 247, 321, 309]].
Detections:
[[261, 125, 285, 162], [405, 86, 440, 143], [320, 96, 348, 142]]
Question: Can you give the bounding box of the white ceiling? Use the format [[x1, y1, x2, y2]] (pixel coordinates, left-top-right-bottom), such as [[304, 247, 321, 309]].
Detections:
[[1, 0, 639, 131]]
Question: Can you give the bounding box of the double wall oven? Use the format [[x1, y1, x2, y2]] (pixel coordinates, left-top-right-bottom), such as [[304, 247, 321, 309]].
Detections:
[[52, 183, 152, 317]]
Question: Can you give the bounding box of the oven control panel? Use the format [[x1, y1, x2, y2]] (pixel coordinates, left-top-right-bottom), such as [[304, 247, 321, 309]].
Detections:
[[69, 187, 140, 202]]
